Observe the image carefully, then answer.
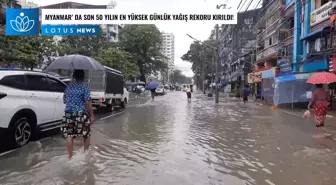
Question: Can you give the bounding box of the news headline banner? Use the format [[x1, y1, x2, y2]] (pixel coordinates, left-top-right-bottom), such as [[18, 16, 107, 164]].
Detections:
[[41, 9, 237, 24]]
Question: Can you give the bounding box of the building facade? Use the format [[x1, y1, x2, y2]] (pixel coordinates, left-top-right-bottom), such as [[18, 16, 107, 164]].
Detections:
[[220, 9, 261, 92], [18, 0, 37, 8], [160, 32, 175, 83]]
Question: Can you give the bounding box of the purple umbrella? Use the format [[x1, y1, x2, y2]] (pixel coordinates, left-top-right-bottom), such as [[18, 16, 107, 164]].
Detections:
[[147, 81, 159, 90]]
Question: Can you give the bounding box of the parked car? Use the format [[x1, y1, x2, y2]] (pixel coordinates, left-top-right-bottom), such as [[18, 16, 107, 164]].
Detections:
[[155, 85, 166, 95], [0, 69, 67, 147]]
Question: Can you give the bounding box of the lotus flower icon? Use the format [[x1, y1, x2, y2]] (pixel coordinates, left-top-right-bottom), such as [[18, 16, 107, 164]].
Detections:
[[10, 12, 35, 32]]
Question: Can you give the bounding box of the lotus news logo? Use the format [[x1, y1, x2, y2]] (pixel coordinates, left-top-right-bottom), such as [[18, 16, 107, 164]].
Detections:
[[10, 12, 35, 32], [6, 8, 39, 36]]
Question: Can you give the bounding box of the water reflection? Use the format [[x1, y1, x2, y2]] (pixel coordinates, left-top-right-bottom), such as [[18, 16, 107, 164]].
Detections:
[[0, 92, 336, 185]]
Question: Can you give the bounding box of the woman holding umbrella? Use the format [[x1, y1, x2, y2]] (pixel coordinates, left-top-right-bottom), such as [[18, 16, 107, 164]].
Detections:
[[147, 79, 159, 101], [307, 72, 336, 137], [307, 84, 330, 128]]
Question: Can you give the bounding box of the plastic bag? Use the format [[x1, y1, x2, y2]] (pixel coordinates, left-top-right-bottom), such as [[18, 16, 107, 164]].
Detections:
[[302, 110, 311, 119]]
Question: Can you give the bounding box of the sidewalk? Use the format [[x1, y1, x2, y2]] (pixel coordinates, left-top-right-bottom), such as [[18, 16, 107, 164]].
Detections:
[[253, 99, 336, 138], [217, 91, 336, 139]]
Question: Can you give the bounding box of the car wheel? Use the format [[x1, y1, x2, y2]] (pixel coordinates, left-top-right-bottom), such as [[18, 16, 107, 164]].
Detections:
[[12, 117, 32, 148], [106, 101, 115, 112], [120, 98, 127, 109]]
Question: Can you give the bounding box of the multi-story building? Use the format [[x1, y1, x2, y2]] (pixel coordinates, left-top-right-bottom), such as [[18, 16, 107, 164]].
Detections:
[[160, 32, 175, 82], [220, 9, 261, 92], [255, 0, 285, 71], [300, 0, 333, 72], [40, 1, 121, 42], [18, 0, 37, 8]]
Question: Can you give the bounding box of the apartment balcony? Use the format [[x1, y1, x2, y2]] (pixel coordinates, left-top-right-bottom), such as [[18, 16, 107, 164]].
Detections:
[[256, 44, 278, 62], [279, 27, 294, 46], [255, 0, 285, 29], [257, 17, 280, 43], [284, 0, 294, 18]]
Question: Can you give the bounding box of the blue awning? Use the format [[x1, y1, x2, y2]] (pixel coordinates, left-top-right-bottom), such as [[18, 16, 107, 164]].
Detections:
[[300, 27, 329, 40], [275, 73, 312, 83]]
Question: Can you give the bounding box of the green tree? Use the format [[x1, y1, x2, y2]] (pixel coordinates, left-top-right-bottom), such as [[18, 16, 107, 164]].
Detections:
[[169, 69, 192, 84], [58, 32, 110, 57], [95, 47, 139, 79], [1, 36, 57, 69], [181, 40, 216, 89], [118, 25, 167, 82], [181, 40, 216, 76]]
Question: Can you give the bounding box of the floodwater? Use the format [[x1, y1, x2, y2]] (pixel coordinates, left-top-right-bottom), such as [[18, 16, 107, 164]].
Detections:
[[1, 91, 336, 185]]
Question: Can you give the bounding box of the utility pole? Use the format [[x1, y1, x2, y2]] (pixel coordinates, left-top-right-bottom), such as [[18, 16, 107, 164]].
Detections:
[[215, 24, 219, 103], [201, 56, 205, 94]]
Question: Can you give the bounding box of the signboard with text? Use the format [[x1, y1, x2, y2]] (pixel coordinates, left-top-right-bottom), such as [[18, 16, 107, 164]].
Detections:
[[247, 73, 253, 83], [277, 59, 292, 74], [310, 1, 333, 26], [251, 71, 262, 83]]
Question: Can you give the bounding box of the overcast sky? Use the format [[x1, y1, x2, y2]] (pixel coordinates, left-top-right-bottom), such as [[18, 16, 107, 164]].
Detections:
[[31, 0, 259, 77]]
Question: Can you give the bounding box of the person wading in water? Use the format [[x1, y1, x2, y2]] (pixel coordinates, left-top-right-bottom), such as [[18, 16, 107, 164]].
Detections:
[[186, 85, 191, 101], [308, 84, 331, 138], [62, 70, 95, 159], [243, 84, 250, 104]]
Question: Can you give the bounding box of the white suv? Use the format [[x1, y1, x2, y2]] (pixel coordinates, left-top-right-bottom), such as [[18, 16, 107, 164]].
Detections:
[[0, 70, 67, 147]]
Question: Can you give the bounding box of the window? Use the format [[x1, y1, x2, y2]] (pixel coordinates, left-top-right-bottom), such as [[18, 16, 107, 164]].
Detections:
[[321, 0, 328, 6], [47, 77, 67, 92], [26, 75, 49, 91], [269, 37, 273, 46], [0, 75, 26, 90]]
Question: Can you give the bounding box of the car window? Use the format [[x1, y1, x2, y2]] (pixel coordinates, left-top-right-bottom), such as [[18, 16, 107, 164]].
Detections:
[[26, 75, 49, 91], [47, 77, 67, 92], [0, 75, 26, 90]]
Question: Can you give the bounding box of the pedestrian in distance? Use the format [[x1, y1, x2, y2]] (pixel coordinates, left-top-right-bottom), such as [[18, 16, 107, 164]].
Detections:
[[62, 69, 95, 160], [307, 84, 331, 138], [135, 85, 142, 98], [243, 84, 250, 104], [148, 79, 156, 101], [186, 85, 191, 101]]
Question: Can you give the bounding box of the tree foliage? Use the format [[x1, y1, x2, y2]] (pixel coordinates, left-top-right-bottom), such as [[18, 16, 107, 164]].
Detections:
[[181, 40, 216, 76], [0, 23, 168, 80], [57, 33, 110, 57], [95, 47, 138, 79], [1, 35, 57, 69], [169, 69, 192, 84], [118, 25, 167, 82]]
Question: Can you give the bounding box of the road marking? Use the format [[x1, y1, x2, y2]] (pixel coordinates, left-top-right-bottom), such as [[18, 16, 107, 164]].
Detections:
[[0, 148, 19, 157], [100, 110, 125, 121]]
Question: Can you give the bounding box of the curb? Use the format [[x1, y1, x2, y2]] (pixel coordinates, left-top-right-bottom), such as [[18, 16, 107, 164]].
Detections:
[[254, 101, 336, 136]]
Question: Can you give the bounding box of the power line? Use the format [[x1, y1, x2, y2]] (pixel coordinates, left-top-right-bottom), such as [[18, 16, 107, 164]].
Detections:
[[245, 0, 254, 12], [239, 0, 248, 12], [237, 0, 244, 10], [254, 0, 262, 9]]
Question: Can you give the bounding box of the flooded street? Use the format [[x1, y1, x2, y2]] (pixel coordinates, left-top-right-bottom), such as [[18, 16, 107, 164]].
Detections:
[[1, 91, 336, 185]]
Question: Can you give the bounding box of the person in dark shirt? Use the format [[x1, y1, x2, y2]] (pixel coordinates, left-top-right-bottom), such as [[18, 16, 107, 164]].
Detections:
[[243, 85, 250, 104]]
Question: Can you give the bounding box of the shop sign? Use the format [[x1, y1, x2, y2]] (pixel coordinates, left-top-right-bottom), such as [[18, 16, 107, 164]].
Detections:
[[310, 1, 333, 26], [262, 67, 276, 79], [247, 73, 253, 83], [329, 54, 336, 72], [277, 59, 292, 74], [251, 71, 262, 83]]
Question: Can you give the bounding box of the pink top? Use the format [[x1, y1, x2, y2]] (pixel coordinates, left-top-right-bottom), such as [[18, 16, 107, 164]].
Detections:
[[312, 88, 330, 103]]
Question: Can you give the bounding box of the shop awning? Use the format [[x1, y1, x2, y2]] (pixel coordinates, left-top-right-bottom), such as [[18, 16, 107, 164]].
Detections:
[[275, 73, 312, 83], [300, 27, 330, 40]]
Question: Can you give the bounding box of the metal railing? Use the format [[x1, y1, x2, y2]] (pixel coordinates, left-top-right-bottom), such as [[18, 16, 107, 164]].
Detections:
[[256, 44, 278, 61], [255, 0, 285, 28], [279, 27, 294, 41]]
